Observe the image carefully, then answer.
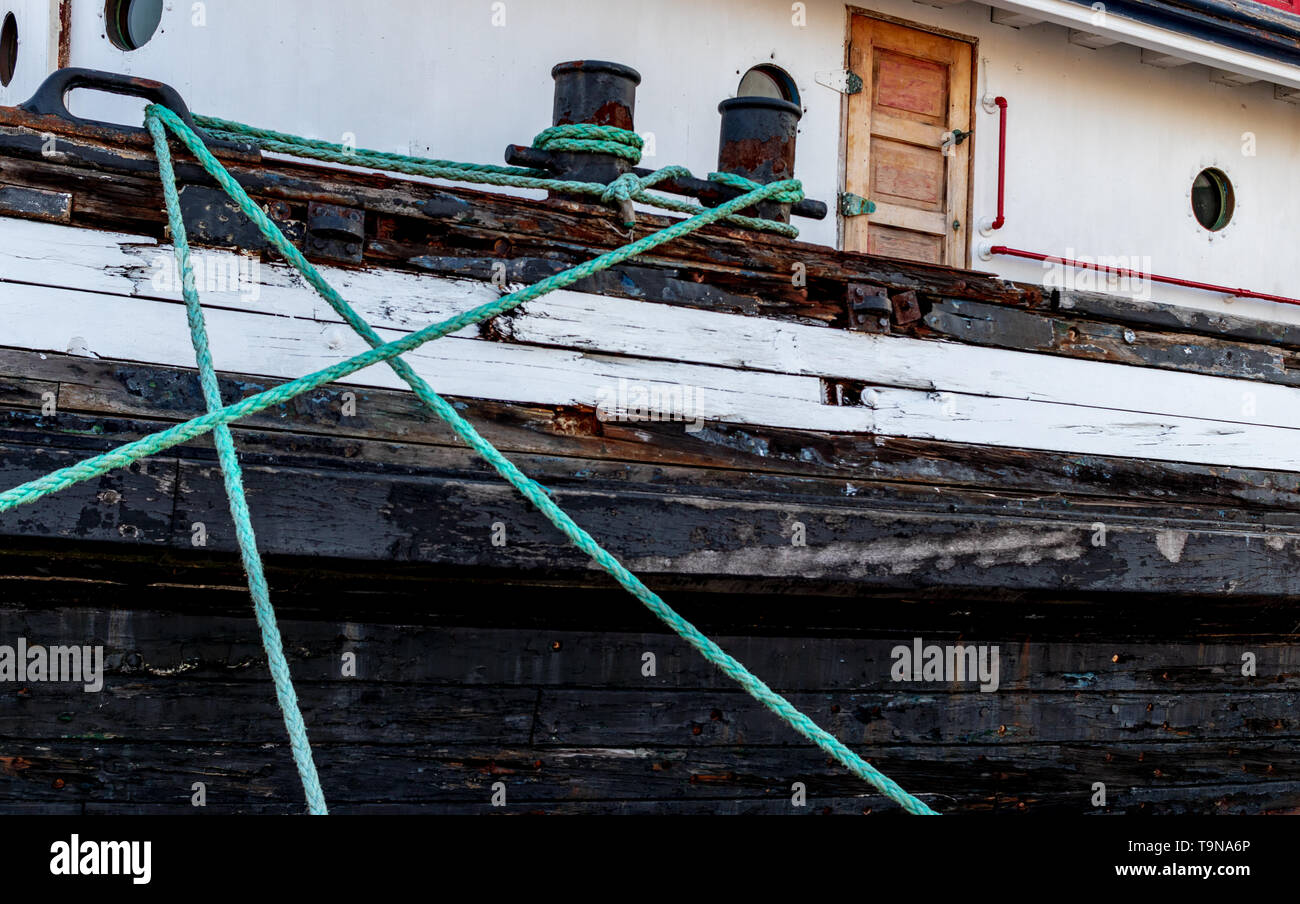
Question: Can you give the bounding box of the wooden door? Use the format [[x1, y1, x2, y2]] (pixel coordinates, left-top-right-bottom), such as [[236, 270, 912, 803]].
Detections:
[[844, 15, 973, 266]]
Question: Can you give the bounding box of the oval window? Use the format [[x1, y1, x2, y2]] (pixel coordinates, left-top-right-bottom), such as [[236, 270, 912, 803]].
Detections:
[[106, 0, 164, 51], [1, 13, 17, 88], [1191, 168, 1234, 232], [738, 65, 800, 106]]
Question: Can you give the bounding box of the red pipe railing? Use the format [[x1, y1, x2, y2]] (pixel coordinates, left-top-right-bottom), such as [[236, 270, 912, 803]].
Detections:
[[983, 97, 1300, 307], [989, 246, 1300, 308], [991, 96, 1007, 230]]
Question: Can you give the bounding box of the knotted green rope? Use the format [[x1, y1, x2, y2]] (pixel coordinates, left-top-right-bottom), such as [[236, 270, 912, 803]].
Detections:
[[533, 123, 644, 162], [194, 114, 800, 236], [708, 170, 806, 205], [146, 115, 328, 815], [0, 104, 935, 815]]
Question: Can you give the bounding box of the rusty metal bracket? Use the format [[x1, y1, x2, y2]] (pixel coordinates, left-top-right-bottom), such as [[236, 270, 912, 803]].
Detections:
[[891, 290, 923, 326], [846, 283, 891, 333], [306, 202, 365, 264], [179, 185, 302, 251]]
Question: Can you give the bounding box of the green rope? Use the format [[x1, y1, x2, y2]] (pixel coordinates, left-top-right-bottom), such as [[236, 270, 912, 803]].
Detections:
[[196, 113, 544, 177], [707, 170, 805, 205], [532, 124, 644, 162], [0, 104, 936, 815], [193, 114, 801, 237], [147, 115, 328, 815]]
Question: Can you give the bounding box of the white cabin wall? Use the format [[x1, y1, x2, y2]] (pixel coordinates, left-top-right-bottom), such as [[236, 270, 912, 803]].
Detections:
[[3, 0, 1298, 323], [0, 0, 58, 105], [55, 0, 851, 251]]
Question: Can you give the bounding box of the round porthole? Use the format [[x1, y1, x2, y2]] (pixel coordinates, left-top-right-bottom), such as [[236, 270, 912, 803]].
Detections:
[[105, 0, 164, 51], [1191, 168, 1234, 232], [1, 13, 17, 88], [738, 65, 800, 106]]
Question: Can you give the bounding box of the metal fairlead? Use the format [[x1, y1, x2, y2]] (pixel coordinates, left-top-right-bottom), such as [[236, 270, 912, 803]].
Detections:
[[18, 68, 244, 149]]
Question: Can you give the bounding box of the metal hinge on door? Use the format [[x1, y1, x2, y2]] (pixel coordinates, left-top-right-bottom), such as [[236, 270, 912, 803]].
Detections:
[[815, 70, 864, 95], [839, 193, 876, 217]]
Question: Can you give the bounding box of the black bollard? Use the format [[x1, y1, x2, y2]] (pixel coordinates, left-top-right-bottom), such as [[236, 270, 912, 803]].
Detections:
[[547, 60, 642, 186], [716, 96, 802, 224]]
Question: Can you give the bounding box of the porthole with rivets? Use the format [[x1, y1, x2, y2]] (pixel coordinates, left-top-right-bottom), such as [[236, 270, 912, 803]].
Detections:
[[1191, 168, 1234, 232]]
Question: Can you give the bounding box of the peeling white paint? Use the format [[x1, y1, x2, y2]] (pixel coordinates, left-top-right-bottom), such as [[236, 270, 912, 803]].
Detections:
[[625, 527, 1086, 579], [1155, 529, 1191, 563]]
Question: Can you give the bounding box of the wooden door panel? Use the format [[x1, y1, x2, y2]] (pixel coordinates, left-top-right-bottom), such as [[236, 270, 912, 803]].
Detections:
[[868, 227, 944, 263], [874, 52, 948, 122], [845, 15, 973, 267], [870, 202, 948, 234], [872, 115, 946, 148], [872, 139, 945, 207]]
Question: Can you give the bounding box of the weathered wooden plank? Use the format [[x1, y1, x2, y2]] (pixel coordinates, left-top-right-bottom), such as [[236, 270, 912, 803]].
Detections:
[[10, 673, 1298, 748], [534, 689, 1300, 746], [864, 386, 1300, 472], [166, 451, 1300, 595], [8, 554, 1296, 637], [8, 357, 1300, 607], [10, 415, 1300, 598], [0, 216, 498, 330], [4, 606, 1296, 693], [2, 739, 1296, 814], [16, 277, 1300, 468], [13, 349, 1300, 515], [0, 281, 866, 433], [7, 682, 1298, 780], [9, 218, 1300, 439], [1056, 288, 1300, 350], [74, 799, 910, 815], [8, 680, 538, 745], [0, 441, 175, 545], [923, 297, 1300, 386], [493, 288, 1300, 431], [408, 254, 826, 325], [10, 360, 1300, 599], [0, 184, 72, 224], [0, 374, 56, 408]]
